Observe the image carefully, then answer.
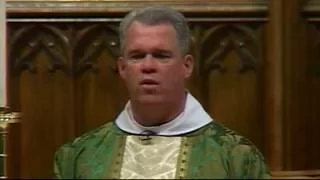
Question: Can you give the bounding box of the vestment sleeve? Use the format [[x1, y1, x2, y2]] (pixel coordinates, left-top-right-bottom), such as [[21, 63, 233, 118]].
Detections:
[[230, 144, 271, 179], [54, 144, 76, 179]]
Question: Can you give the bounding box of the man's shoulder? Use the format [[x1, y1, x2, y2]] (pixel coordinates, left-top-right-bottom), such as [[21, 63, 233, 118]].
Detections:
[[202, 122, 270, 178], [208, 121, 266, 160], [54, 122, 122, 178], [60, 121, 117, 150], [203, 121, 260, 151]]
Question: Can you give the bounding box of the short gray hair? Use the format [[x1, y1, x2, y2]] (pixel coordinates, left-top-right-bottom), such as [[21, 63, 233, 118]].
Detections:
[[119, 6, 191, 55]]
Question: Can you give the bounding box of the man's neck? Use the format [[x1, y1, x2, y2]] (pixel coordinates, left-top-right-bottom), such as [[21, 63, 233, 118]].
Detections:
[[130, 94, 187, 127]]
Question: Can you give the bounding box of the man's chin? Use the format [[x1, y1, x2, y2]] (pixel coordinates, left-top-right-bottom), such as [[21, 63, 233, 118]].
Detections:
[[136, 94, 164, 104]]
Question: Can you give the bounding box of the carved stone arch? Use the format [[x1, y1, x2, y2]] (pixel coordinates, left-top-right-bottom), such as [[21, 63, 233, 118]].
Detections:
[[73, 24, 120, 76], [229, 24, 260, 73], [9, 24, 69, 76], [198, 24, 260, 74], [200, 24, 232, 74]]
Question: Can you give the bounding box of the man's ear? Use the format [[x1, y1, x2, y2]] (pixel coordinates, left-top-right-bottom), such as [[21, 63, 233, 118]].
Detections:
[[183, 54, 194, 79], [117, 57, 126, 79]]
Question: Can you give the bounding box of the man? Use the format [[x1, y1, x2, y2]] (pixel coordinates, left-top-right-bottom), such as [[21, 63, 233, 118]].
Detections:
[[54, 6, 271, 179]]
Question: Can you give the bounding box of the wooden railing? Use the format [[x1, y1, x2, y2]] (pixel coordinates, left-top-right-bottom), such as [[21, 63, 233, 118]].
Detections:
[[271, 170, 320, 179], [0, 108, 21, 179]]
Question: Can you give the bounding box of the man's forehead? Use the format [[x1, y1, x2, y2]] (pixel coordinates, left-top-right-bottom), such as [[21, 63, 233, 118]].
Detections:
[[122, 21, 181, 55], [127, 21, 176, 32]]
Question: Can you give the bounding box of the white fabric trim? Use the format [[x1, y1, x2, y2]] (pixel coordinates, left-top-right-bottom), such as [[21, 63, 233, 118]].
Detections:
[[115, 92, 213, 136], [120, 136, 181, 179]]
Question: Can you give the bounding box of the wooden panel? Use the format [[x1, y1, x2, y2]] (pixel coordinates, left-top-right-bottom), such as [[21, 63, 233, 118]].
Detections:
[[281, 0, 320, 170], [6, 21, 130, 178], [72, 23, 127, 136], [304, 23, 320, 170], [188, 22, 265, 152], [8, 23, 75, 178], [265, 0, 285, 170], [288, 20, 320, 170]]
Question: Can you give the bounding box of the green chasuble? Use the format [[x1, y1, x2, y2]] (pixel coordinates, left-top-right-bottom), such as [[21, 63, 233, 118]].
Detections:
[[54, 121, 271, 179]]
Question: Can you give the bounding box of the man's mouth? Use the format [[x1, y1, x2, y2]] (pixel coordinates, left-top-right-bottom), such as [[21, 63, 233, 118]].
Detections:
[[139, 79, 159, 85], [139, 79, 160, 91]]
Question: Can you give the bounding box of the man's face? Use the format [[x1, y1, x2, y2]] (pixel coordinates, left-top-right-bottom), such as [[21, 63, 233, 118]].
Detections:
[[118, 21, 193, 104]]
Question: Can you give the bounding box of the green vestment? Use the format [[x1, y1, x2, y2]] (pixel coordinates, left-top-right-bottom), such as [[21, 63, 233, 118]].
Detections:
[[54, 121, 271, 179]]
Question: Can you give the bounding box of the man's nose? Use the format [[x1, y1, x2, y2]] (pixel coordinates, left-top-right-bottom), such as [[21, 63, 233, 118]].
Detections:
[[141, 54, 157, 73]]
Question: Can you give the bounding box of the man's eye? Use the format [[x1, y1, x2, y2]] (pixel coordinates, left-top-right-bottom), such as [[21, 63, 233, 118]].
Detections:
[[154, 54, 170, 59], [130, 54, 145, 60]]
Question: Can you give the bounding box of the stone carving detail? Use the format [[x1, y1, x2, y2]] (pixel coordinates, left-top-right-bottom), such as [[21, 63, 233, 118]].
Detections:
[[190, 24, 260, 75], [73, 24, 120, 76], [9, 24, 120, 76], [10, 25, 69, 75]]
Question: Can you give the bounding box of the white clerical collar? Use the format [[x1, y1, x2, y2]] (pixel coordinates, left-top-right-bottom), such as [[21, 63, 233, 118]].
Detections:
[[115, 92, 213, 136]]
